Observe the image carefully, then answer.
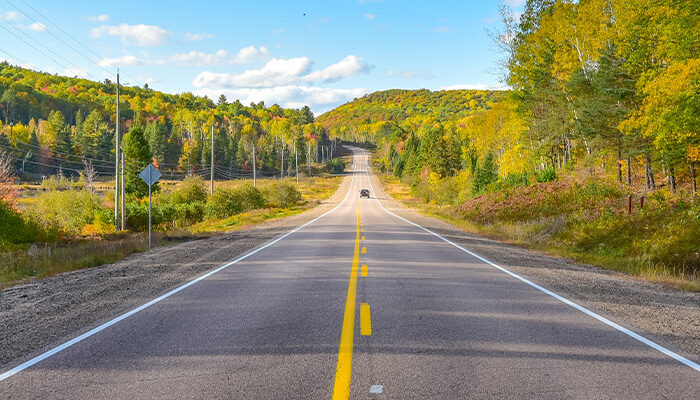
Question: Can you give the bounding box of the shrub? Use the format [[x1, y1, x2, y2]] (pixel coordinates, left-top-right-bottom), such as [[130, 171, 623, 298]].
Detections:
[[206, 184, 266, 219], [40, 175, 84, 191], [169, 176, 208, 204], [536, 166, 556, 183], [326, 158, 347, 174], [27, 189, 101, 235], [263, 180, 303, 208], [0, 200, 46, 246]]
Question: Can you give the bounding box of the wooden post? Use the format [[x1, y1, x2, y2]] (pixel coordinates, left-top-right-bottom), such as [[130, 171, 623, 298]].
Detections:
[[628, 195, 632, 214]]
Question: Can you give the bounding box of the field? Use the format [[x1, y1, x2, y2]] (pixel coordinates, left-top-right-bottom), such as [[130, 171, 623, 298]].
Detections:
[[0, 174, 343, 288]]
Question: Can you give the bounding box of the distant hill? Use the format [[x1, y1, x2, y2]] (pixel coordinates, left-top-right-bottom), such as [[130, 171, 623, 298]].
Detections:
[[317, 88, 505, 133]]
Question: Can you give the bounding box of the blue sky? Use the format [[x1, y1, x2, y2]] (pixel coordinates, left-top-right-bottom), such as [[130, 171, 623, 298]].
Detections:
[[0, 0, 524, 114]]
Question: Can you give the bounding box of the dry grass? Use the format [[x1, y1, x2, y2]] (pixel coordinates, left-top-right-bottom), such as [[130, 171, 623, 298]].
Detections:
[[376, 169, 700, 292], [1, 175, 344, 288]]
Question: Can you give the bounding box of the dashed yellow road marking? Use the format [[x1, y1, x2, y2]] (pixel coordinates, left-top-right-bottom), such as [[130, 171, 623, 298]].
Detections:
[[332, 202, 361, 400], [360, 303, 372, 336], [362, 247, 366, 254], [362, 236, 366, 241], [361, 265, 368, 277]]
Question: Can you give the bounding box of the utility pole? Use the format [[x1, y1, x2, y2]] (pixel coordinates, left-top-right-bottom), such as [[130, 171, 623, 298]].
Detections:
[[308, 142, 311, 177], [281, 141, 285, 179], [210, 124, 214, 195], [121, 151, 125, 230], [295, 143, 299, 183], [252, 143, 257, 187], [114, 69, 120, 231]]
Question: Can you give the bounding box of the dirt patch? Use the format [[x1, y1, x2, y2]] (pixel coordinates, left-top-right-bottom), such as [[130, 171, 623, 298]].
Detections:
[[0, 173, 353, 370], [369, 169, 700, 362]]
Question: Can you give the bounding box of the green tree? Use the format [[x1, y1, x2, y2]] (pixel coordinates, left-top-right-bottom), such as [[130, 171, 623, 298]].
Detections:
[[123, 125, 154, 196], [145, 119, 168, 166]]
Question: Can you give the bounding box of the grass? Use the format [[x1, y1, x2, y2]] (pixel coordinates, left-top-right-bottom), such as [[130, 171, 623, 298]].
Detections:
[[375, 164, 700, 292], [1, 175, 343, 288]]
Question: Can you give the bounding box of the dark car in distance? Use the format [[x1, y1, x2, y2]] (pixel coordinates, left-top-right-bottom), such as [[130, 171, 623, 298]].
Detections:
[[360, 189, 370, 198]]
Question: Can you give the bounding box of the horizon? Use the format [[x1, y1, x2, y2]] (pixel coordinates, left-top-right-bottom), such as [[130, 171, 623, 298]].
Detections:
[[0, 0, 521, 115]]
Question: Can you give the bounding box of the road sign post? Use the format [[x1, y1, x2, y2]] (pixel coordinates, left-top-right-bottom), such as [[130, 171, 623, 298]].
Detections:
[[139, 163, 161, 249]]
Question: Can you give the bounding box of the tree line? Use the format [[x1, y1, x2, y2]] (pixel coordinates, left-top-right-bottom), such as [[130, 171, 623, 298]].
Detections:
[[0, 63, 341, 196]]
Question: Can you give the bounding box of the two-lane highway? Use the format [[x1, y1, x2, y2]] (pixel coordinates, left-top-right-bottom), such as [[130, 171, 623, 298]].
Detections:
[[1, 149, 698, 399]]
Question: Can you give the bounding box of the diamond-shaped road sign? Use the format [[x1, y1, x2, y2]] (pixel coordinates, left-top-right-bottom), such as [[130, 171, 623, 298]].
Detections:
[[139, 163, 161, 186]]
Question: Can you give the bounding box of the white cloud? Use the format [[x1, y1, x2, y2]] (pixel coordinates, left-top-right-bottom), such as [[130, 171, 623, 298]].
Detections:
[[170, 46, 269, 66], [91, 23, 172, 47], [434, 26, 451, 33], [193, 57, 313, 88], [364, 13, 375, 20], [28, 22, 46, 31], [302, 55, 373, 83], [184, 32, 214, 42], [85, 14, 110, 23], [1, 11, 21, 21], [194, 86, 367, 114], [97, 55, 153, 67], [440, 83, 509, 91], [504, 0, 526, 7]]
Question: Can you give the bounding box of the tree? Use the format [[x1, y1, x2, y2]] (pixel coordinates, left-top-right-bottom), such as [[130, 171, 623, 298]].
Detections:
[[145, 119, 168, 166], [79, 109, 108, 160], [122, 125, 154, 196]]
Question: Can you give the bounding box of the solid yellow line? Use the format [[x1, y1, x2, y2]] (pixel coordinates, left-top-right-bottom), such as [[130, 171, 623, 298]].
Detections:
[[360, 303, 372, 336], [361, 265, 368, 277], [362, 247, 366, 254], [332, 202, 361, 400]]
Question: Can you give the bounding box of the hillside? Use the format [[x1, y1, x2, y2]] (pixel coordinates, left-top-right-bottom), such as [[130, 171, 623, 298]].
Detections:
[[0, 62, 329, 180]]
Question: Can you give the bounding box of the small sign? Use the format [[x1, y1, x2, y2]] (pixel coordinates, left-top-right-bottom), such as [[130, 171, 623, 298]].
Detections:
[[139, 163, 161, 186]]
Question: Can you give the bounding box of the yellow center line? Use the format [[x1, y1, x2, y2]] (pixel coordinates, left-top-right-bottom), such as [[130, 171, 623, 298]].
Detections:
[[362, 247, 367, 254], [332, 201, 361, 400], [362, 236, 366, 241], [361, 265, 368, 277], [360, 303, 372, 336]]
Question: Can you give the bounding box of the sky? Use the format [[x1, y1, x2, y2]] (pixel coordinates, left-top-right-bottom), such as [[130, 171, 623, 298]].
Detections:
[[0, 0, 525, 115]]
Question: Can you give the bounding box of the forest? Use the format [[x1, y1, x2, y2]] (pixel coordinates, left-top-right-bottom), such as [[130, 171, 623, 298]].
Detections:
[[0, 61, 340, 185], [318, 0, 699, 288]]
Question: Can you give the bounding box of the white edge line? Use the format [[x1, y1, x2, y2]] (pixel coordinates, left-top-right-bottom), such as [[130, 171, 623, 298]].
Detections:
[[365, 156, 700, 373], [0, 163, 358, 382]]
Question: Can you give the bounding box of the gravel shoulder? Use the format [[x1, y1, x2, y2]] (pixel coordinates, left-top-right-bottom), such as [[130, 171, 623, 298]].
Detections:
[[368, 168, 700, 363], [0, 173, 353, 370]]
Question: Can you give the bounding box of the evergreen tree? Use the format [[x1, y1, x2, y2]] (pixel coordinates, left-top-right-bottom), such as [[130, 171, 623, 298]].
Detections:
[[122, 125, 154, 196], [472, 153, 497, 196], [144, 119, 167, 166]]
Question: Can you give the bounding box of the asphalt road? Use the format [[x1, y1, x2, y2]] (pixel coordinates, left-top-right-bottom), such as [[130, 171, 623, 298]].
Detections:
[[1, 149, 698, 399]]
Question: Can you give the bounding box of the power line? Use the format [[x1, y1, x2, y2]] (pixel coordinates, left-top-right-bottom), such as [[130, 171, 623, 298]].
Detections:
[[0, 14, 99, 81], [0, 47, 31, 67], [5, 0, 115, 78], [13, 0, 139, 85]]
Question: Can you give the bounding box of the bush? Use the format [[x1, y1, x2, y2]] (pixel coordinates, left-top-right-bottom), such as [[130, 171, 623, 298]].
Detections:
[[0, 200, 46, 246], [536, 166, 557, 183], [263, 180, 303, 208], [27, 189, 101, 235], [40, 175, 84, 191], [206, 184, 266, 219], [169, 176, 208, 204], [325, 158, 347, 174]]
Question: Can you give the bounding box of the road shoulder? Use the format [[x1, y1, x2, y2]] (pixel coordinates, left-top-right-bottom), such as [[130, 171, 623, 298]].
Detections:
[[368, 167, 700, 362], [0, 172, 353, 370]]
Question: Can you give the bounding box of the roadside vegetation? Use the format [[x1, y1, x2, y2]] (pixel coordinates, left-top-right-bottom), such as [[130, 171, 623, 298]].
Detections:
[[317, 1, 699, 290], [0, 174, 342, 288], [375, 161, 699, 291]]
